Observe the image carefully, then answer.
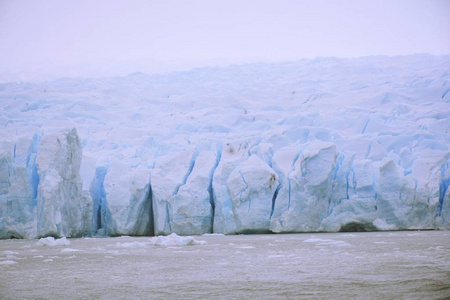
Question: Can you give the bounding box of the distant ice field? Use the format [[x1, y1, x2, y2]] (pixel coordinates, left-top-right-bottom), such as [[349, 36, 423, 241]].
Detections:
[[0, 231, 449, 299]]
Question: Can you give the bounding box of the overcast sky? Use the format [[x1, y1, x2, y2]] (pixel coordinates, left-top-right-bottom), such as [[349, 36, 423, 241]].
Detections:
[[0, 0, 449, 81]]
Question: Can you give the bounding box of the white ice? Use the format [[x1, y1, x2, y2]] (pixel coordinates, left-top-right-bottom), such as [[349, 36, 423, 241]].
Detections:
[[36, 237, 71, 246], [0, 55, 449, 238], [149, 233, 207, 246]]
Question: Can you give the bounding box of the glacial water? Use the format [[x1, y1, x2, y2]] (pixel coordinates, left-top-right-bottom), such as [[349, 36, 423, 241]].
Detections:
[[1, 231, 449, 299]]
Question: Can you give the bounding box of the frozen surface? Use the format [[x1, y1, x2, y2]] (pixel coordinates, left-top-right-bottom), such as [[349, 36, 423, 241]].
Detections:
[[1, 55, 450, 237], [0, 231, 449, 299]]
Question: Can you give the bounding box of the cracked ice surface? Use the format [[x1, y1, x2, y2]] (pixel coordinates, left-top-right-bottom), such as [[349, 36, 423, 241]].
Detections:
[[0, 55, 449, 238]]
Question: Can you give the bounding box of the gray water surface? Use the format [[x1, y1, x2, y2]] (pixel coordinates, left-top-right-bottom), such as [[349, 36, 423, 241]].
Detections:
[[1, 231, 449, 299]]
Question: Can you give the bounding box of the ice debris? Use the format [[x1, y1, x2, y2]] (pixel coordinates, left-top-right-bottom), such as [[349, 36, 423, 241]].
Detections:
[[36, 237, 71, 246], [149, 233, 207, 246]]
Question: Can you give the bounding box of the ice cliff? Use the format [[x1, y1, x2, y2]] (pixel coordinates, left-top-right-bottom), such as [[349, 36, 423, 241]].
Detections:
[[0, 129, 93, 238], [1, 55, 449, 238]]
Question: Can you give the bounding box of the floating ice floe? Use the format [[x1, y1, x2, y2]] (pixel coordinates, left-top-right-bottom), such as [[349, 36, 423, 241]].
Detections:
[[61, 248, 82, 252], [0, 260, 17, 265], [149, 233, 207, 246], [114, 241, 148, 248], [36, 237, 71, 246], [303, 238, 350, 247]]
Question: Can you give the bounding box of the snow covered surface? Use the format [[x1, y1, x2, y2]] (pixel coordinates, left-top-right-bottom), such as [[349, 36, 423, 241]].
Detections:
[[0, 55, 449, 238]]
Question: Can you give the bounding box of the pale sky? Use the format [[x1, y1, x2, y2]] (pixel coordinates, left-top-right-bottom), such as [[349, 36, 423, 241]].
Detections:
[[0, 0, 449, 81]]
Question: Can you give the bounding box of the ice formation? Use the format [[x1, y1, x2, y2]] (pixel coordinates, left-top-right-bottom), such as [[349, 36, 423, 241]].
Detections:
[[149, 233, 207, 246], [0, 55, 449, 238], [36, 237, 71, 246]]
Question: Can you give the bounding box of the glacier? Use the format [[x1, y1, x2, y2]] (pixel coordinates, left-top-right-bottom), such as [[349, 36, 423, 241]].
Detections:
[[0, 55, 449, 238]]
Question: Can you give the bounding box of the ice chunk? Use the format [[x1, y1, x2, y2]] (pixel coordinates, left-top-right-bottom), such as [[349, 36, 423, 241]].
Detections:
[[0, 260, 17, 265], [36, 237, 71, 246], [61, 248, 82, 252], [114, 241, 148, 248], [149, 233, 207, 246], [303, 238, 350, 247]]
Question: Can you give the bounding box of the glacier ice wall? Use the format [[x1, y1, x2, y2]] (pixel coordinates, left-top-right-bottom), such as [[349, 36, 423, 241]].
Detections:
[[0, 129, 94, 238], [1, 55, 449, 238], [35, 128, 93, 237]]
